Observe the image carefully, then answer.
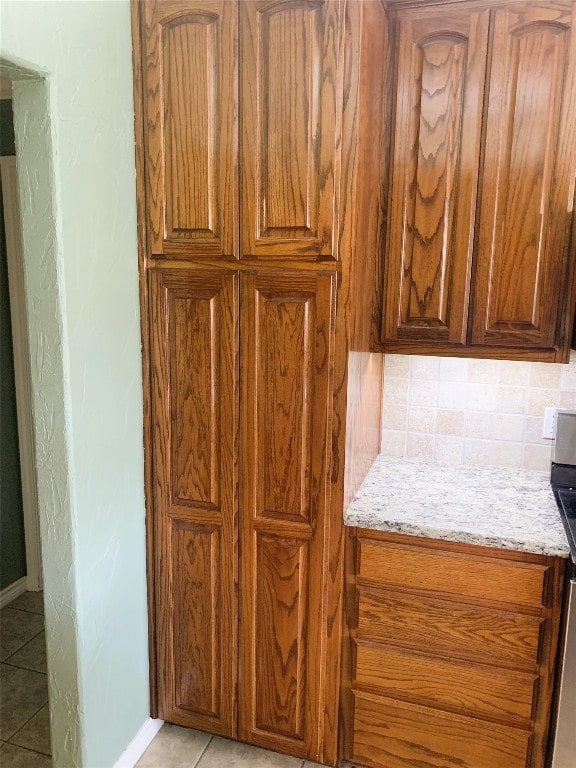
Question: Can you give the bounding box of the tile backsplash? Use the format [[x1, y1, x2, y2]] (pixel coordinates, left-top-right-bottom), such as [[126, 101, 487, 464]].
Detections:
[[381, 352, 576, 471]]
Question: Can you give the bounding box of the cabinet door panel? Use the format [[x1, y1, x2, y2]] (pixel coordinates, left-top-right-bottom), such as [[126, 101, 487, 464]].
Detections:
[[150, 268, 238, 735], [472, 3, 576, 349], [142, 1, 237, 257], [239, 272, 335, 759], [383, 7, 489, 344], [241, 0, 341, 259]]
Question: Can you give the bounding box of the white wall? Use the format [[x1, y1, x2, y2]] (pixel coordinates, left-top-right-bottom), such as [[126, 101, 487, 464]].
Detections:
[[1, 2, 149, 766]]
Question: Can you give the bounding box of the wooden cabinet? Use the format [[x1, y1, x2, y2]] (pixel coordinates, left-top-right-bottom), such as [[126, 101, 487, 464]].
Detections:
[[239, 272, 336, 755], [133, 1, 386, 764], [241, 0, 341, 260], [141, 0, 238, 259], [149, 268, 239, 735], [341, 530, 566, 768], [382, 0, 576, 362]]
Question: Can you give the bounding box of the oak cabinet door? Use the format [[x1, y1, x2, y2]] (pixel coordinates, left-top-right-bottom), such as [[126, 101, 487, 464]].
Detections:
[[241, 0, 342, 260], [149, 268, 238, 736], [471, 2, 576, 351], [142, 1, 238, 258], [239, 271, 336, 760], [382, 6, 489, 344]]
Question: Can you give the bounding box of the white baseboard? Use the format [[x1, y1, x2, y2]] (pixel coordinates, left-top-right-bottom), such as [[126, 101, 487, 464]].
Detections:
[[0, 576, 28, 609], [113, 718, 164, 768]]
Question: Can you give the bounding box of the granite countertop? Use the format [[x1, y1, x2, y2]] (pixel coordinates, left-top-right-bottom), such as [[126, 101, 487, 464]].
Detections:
[[345, 455, 571, 557]]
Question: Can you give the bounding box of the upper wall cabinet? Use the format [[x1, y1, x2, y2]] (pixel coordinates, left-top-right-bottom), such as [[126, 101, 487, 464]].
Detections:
[[142, 0, 238, 258], [140, 0, 342, 262], [382, 0, 576, 362], [241, 0, 342, 260]]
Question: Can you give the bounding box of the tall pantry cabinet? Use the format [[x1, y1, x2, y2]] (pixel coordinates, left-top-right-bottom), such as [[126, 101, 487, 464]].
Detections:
[[131, 1, 387, 764]]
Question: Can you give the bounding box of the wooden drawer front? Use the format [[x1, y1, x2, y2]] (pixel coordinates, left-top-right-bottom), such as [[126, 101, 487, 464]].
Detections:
[[358, 590, 543, 667], [359, 538, 548, 608], [352, 693, 530, 768], [355, 642, 536, 723]]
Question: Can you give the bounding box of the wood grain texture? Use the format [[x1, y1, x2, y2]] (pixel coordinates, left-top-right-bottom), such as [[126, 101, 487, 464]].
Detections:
[[471, 2, 576, 353], [131, 0, 158, 716], [383, 5, 489, 344], [359, 537, 549, 608], [357, 588, 543, 668], [150, 267, 238, 736], [239, 271, 335, 760], [143, 0, 237, 257], [241, 0, 342, 258], [352, 692, 531, 768], [344, 529, 566, 768], [354, 641, 536, 724]]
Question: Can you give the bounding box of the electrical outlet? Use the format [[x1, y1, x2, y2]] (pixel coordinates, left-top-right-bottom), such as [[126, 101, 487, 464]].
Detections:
[[543, 407, 558, 439]]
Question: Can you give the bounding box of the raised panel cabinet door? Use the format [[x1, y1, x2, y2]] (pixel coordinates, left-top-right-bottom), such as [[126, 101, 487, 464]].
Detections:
[[149, 267, 238, 736], [382, 6, 489, 345], [241, 0, 342, 260], [471, 2, 576, 350], [141, 0, 237, 258], [239, 271, 336, 761]]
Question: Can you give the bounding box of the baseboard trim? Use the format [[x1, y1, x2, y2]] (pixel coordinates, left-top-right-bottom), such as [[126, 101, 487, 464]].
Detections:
[[112, 717, 164, 768], [0, 576, 28, 609]]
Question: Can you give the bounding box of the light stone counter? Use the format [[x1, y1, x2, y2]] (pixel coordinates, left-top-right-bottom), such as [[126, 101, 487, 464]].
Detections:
[[345, 455, 570, 557]]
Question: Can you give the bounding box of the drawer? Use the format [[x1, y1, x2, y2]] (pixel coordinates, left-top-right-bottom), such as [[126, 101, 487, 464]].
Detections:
[[352, 692, 531, 768], [358, 589, 543, 667], [355, 642, 537, 723], [358, 537, 549, 608]]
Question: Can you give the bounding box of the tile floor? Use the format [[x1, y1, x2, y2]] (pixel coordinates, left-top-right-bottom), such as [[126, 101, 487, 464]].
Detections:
[[0, 591, 52, 767], [136, 724, 344, 768]]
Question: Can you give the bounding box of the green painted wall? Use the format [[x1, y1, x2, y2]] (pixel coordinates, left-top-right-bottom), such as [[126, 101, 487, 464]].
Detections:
[[1, 1, 150, 766], [0, 169, 27, 590]]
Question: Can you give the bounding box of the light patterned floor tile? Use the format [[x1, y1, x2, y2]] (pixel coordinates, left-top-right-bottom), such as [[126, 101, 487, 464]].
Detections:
[[136, 724, 211, 767], [0, 610, 44, 662], [198, 736, 304, 768], [0, 665, 48, 741]]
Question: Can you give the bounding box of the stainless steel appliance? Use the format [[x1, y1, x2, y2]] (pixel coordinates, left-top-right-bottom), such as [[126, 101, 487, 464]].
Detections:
[[550, 412, 576, 768]]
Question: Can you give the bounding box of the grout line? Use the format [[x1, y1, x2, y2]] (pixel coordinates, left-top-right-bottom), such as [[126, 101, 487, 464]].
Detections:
[[0, 660, 47, 675], [4, 739, 51, 759], [193, 734, 213, 768]]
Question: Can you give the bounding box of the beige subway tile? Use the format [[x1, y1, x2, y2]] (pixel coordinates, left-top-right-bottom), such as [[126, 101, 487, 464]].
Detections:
[[463, 439, 495, 467], [464, 411, 493, 439], [381, 430, 407, 457], [530, 362, 562, 389], [384, 354, 410, 378], [527, 388, 560, 416], [523, 443, 552, 471], [435, 436, 464, 466], [524, 416, 547, 444], [492, 414, 525, 442], [497, 359, 532, 385], [439, 357, 469, 382], [381, 403, 407, 431], [409, 378, 438, 407], [491, 442, 523, 469], [469, 358, 499, 384], [467, 383, 497, 412], [436, 409, 465, 436], [495, 386, 528, 415], [560, 361, 576, 390], [406, 433, 435, 459], [438, 381, 468, 410], [383, 377, 409, 405], [410, 355, 440, 380], [408, 407, 436, 434], [560, 391, 576, 410]]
